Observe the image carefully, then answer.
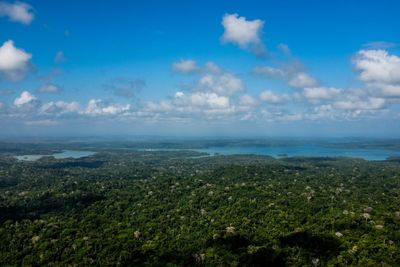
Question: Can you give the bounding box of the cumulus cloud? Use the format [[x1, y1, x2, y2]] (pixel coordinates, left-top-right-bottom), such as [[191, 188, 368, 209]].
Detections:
[[259, 90, 288, 104], [238, 94, 257, 107], [0, 40, 32, 80], [303, 87, 342, 101], [85, 99, 131, 116], [141, 63, 244, 118], [39, 101, 80, 115], [0, 1, 34, 25], [288, 72, 318, 88], [354, 49, 400, 98], [190, 92, 230, 109], [172, 59, 198, 74], [175, 91, 184, 98], [354, 49, 400, 85], [221, 13, 266, 56], [303, 87, 388, 120], [172, 61, 244, 98], [253, 66, 284, 78], [334, 97, 386, 111], [254, 64, 318, 88], [1, 63, 246, 124], [144, 100, 174, 113], [2, 48, 399, 127], [376, 84, 400, 97], [38, 84, 62, 94], [14, 91, 36, 107], [198, 72, 244, 96], [146, 91, 231, 113], [259, 108, 304, 122], [204, 61, 222, 73]]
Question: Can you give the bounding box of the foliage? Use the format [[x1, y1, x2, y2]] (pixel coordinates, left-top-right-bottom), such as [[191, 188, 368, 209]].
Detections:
[[0, 145, 399, 266]]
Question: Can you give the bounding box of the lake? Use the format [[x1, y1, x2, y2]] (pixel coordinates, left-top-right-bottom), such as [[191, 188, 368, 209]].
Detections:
[[14, 145, 400, 161], [15, 150, 96, 161], [193, 145, 400, 160]]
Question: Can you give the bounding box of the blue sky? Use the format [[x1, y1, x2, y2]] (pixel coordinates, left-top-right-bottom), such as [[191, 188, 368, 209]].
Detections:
[[1, 0, 400, 137]]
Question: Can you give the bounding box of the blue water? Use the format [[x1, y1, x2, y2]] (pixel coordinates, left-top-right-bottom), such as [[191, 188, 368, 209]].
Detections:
[[15, 150, 96, 161], [14, 155, 45, 161], [52, 150, 96, 159], [135, 145, 400, 160], [14, 146, 400, 161], [192, 145, 400, 160]]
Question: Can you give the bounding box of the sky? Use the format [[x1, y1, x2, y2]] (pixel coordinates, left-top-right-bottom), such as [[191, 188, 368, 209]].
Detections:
[[1, 0, 400, 137]]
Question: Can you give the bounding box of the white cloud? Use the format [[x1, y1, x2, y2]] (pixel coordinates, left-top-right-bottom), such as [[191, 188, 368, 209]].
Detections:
[[0, 1, 34, 25], [144, 91, 233, 118], [303, 87, 341, 101], [204, 61, 222, 73], [39, 101, 80, 115], [288, 72, 318, 88], [238, 94, 257, 107], [3, 48, 399, 126], [142, 63, 241, 118], [198, 72, 244, 96], [85, 99, 131, 115], [354, 49, 400, 85], [144, 100, 174, 113], [310, 104, 335, 120], [190, 92, 230, 109], [334, 97, 385, 110], [39, 84, 62, 93], [260, 108, 304, 122], [0, 40, 32, 80], [259, 90, 287, 104], [172, 59, 198, 74], [175, 91, 185, 98], [253, 66, 284, 78], [14, 91, 36, 107], [254, 65, 318, 88], [378, 84, 400, 97], [172, 61, 245, 98], [54, 51, 66, 64], [354, 50, 400, 98], [147, 62, 244, 116], [221, 13, 266, 55]]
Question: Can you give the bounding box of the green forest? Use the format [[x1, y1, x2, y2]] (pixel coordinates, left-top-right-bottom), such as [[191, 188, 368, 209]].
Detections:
[[0, 145, 400, 266]]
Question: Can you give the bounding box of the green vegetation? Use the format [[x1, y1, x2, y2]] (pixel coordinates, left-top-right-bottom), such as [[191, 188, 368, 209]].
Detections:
[[0, 145, 400, 266]]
